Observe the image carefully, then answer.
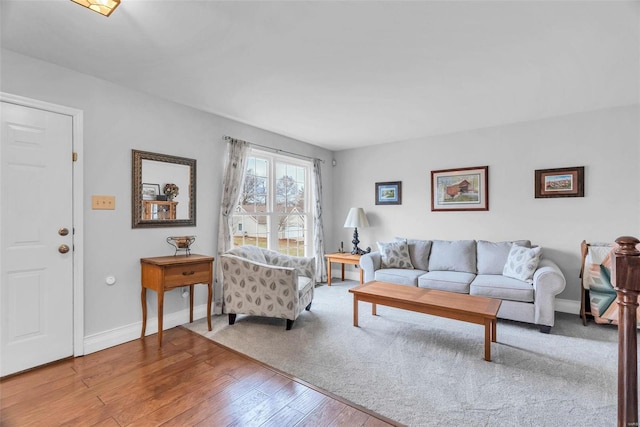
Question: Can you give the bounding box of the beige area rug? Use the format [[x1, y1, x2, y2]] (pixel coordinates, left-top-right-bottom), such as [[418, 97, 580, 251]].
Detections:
[[185, 280, 622, 427]]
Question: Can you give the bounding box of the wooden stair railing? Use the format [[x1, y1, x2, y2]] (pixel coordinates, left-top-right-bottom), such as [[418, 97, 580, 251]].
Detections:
[[611, 236, 640, 427]]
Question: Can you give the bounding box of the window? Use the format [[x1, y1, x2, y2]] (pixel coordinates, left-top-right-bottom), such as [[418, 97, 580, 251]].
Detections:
[[232, 149, 311, 257]]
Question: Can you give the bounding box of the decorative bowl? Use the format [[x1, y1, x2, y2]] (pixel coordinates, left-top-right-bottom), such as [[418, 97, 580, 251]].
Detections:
[[166, 235, 196, 255]]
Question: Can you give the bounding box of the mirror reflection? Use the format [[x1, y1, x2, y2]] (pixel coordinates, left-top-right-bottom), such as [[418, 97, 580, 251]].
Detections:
[[132, 150, 196, 228]]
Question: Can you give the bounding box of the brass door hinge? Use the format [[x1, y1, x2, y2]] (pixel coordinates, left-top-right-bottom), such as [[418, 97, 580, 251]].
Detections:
[[72, 152, 78, 162]]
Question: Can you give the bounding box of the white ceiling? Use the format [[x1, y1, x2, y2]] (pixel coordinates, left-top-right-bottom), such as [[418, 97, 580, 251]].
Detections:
[[1, 0, 638, 151]]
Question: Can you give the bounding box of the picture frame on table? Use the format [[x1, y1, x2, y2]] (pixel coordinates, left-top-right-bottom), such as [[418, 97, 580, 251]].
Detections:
[[142, 183, 161, 201], [375, 181, 402, 205], [431, 166, 489, 212], [534, 166, 584, 198]]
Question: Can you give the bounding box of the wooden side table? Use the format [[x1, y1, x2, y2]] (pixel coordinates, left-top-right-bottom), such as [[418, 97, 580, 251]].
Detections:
[[325, 252, 363, 285], [140, 254, 214, 346], [142, 200, 178, 220]]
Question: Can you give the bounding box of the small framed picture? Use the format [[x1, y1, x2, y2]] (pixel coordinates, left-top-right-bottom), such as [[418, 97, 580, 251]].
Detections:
[[431, 166, 489, 211], [535, 166, 584, 198], [375, 181, 402, 205], [142, 183, 161, 200]]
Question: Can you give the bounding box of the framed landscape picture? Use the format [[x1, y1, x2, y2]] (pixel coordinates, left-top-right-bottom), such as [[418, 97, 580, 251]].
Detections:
[[431, 166, 489, 211], [375, 181, 402, 205], [142, 183, 160, 200], [535, 166, 584, 198]]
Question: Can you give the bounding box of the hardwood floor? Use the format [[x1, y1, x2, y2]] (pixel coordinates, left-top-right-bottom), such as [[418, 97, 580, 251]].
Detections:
[[0, 327, 400, 427]]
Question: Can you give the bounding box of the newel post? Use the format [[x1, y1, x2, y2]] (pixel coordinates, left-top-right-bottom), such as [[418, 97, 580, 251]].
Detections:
[[611, 236, 640, 427]]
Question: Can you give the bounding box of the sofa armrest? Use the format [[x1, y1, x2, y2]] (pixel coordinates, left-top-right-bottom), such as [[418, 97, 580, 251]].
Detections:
[[360, 251, 382, 283], [531, 258, 567, 326]]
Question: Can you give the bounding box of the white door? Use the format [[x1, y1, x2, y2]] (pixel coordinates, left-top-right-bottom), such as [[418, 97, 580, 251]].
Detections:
[[0, 102, 74, 376]]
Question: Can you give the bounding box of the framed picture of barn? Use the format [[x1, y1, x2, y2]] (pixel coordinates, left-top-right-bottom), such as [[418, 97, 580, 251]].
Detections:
[[431, 166, 489, 211], [534, 166, 584, 198]]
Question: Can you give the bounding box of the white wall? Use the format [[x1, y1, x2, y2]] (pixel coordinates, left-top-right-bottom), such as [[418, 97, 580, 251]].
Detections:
[[332, 105, 640, 303], [1, 49, 333, 350], [2, 47, 638, 350]]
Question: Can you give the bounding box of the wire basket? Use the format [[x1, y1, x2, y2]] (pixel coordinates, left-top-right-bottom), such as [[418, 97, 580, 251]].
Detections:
[[166, 235, 196, 256]]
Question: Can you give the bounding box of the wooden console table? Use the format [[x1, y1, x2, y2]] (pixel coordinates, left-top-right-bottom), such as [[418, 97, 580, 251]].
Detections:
[[325, 252, 363, 285], [140, 254, 214, 346]]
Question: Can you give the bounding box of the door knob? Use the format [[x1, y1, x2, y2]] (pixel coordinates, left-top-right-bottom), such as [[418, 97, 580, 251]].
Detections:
[[58, 228, 69, 236], [58, 244, 70, 254]]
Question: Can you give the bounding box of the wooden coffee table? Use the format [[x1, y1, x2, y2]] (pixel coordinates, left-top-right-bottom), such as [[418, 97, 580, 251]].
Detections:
[[349, 281, 502, 361]]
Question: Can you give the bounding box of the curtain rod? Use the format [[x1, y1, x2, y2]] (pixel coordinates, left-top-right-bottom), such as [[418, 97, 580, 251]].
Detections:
[[223, 135, 325, 163]]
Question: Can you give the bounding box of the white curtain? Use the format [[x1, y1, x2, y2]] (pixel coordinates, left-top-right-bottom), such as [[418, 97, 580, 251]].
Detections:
[[312, 158, 327, 283], [215, 138, 249, 313]]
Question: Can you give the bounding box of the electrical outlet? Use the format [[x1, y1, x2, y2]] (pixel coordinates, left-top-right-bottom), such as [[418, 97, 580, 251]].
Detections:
[[92, 195, 116, 210]]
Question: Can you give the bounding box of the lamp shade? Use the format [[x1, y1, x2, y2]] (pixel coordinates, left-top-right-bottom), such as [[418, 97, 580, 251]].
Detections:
[[344, 207, 369, 228]]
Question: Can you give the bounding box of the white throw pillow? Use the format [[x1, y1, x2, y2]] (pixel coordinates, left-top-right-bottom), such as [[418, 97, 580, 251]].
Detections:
[[377, 240, 414, 269], [503, 245, 542, 283]]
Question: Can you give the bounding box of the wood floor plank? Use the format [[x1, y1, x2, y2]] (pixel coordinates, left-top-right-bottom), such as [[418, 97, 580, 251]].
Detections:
[[197, 388, 270, 426], [83, 351, 196, 399], [1, 372, 83, 409], [296, 399, 348, 427], [0, 361, 77, 400], [160, 385, 244, 426], [1, 391, 104, 426], [109, 361, 239, 425], [288, 387, 332, 414], [224, 379, 310, 426], [126, 375, 236, 427], [329, 405, 372, 426], [97, 356, 208, 404], [78, 344, 186, 388], [0, 327, 398, 427], [88, 417, 120, 427], [261, 405, 307, 427], [0, 377, 95, 425]]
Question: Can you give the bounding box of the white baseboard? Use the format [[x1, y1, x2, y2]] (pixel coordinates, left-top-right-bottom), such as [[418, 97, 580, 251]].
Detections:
[[329, 268, 361, 283], [555, 298, 580, 315], [83, 304, 210, 355]]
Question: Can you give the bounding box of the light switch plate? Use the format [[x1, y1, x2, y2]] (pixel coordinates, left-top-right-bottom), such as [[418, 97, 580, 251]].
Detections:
[[92, 195, 116, 210]]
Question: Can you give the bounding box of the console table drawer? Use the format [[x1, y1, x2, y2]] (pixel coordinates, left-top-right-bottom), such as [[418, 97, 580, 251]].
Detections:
[[164, 262, 210, 286]]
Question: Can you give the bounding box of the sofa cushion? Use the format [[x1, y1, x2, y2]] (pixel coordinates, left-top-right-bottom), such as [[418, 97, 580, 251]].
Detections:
[[476, 240, 531, 275], [396, 238, 432, 271], [377, 240, 414, 269], [375, 269, 426, 286], [503, 245, 542, 283], [418, 271, 476, 294], [227, 245, 266, 264], [470, 274, 534, 302], [428, 240, 476, 273]]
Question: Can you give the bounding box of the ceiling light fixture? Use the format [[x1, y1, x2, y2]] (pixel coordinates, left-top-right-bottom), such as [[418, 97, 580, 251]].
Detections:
[[70, 0, 120, 17]]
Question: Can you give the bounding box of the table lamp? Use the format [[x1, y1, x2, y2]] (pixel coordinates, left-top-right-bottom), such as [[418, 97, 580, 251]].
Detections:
[[344, 207, 371, 255]]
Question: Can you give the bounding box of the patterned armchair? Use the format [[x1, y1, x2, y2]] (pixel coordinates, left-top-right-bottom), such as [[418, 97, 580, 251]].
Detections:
[[220, 245, 315, 330]]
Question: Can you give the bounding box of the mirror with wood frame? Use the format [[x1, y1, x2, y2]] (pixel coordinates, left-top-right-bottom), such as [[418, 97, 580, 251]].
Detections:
[[132, 149, 196, 228]]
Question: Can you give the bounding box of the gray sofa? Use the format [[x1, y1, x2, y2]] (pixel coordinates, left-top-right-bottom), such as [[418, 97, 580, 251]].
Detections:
[[360, 239, 566, 333]]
